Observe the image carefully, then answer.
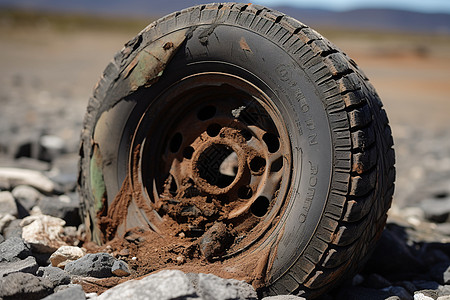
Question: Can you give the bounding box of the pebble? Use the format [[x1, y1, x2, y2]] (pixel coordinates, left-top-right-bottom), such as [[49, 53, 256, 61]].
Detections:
[[42, 284, 86, 300], [0, 236, 31, 262], [111, 260, 130, 277], [0, 272, 53, 300], [0, 191, 18, 216], [0, 256, 39, 277], [37, 265, 71, 286], [50, 245, 85, 268], [20, 214, 67, 253], [65, 253, 115, 278]]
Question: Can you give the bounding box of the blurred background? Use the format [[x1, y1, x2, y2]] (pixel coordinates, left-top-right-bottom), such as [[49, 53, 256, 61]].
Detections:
[[0, 0, 449, 209]]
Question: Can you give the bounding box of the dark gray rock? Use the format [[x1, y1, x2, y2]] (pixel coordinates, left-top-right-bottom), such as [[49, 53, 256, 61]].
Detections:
[[364, 273, 392, 289], [431, 265, 450, 285], [0, 236, 31, 262], [412, 281, 440, 291], [0, 191, 18, 216], [0, 272, 53, 300], [42, 284, 86, 300], [95, 269, 197, 300], [261, 296, 306, 300], [111, 259, 130, 277], [193, 272, 257, 300], [38, 194, 81, 226], [3, 218, 23, 239], [0, 233, 4, 243], [398, 281, 418, 295], [65, 253, 115, 278], [37, 266, 71, 287], [335, 286, 394, 300], [383, 286, 412, 300], [0, 256, 39, 277], [365, 226, 425, 279]]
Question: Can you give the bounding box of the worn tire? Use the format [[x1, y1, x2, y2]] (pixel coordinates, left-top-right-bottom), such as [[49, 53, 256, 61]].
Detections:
[[78, 3, 395, 298]]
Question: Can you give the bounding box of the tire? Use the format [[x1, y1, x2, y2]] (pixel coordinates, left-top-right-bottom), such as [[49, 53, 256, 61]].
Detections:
[[78, 3, 395, 298]]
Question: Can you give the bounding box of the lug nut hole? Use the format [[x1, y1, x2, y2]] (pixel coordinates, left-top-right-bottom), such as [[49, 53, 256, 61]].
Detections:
[[251, 196, 270, 217]]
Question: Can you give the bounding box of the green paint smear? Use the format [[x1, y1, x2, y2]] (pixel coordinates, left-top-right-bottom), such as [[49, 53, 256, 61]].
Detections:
[[90, 146, 106, 212]]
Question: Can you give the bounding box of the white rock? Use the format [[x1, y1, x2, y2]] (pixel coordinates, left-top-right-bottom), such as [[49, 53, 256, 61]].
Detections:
[[0, 213, 16, 233], [50, 246, 85, 268], [0, 168, 55, 193], [414, 293, 435, 300], [0, 191, 18, 217], [20, 215, 67, 253]]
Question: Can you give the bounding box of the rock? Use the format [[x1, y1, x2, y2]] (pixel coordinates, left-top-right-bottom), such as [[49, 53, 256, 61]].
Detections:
[[0, 233, 4, 243], [261, 296, 306, 300], [439, 285, 450, 297], [111, 260, 130, 277], [37, 266, 71, 286], [0, 272, 53, 300], [65, 253, 115, 278], [53, 283, 82, 293], [419, 197, 450, 223], [364, 273, 392, 289], [0, 236, 31, 262], [431, 265, 450, 285], [190, 273, 258, 300], [2, 218, 23, 238], [335, 286, 394, 299], [39, 135, 66, 162], [95, 269, 197, 300], [20, 214, 67, 253], [50, 246, 85, 268], [48, 153, 78, 190], [0, 191, 18, 216], [38, 194, 81, 226], [0, 256, 39, 277], [415, 290, 438, 299], [0, 213, 16, 234], [199, 222, 234, 260], [438, 296, 450, 300], [383, 286, 412, 300], [12, 185, 42, 217], [412, 281, 440, 291], [0, 168, 56, 193], [42, 284, 86, 300], [364, 226, 425, 278]]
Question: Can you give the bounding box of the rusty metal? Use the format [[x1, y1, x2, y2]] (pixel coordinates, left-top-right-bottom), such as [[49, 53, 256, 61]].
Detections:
[[127, 72, 293, 260]]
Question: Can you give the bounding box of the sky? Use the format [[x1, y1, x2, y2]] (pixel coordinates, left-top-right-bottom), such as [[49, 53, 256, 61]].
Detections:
[[256, 0, 450, 13]]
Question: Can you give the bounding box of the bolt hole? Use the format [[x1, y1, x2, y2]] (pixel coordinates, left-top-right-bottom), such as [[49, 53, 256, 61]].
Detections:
[[250, 156, 266, 173], [183, 146, 195, 159], [207, 124, 222, 137], [270, 157, 283, 172], [251, 196, 270, 217], [238, 185, 253, 199], [263, 133, 280, 153], [240, 129, 252, 141], [198, 144, 236, 188], [169, 132, 182, 153], [197, 105, 216, 121]]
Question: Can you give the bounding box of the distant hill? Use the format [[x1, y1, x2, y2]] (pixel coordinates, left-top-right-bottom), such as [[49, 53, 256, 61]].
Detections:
[[1, 0, 449, 34]]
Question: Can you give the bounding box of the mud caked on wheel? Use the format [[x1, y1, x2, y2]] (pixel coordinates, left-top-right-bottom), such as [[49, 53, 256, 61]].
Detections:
[[78, 3, 395, 298]]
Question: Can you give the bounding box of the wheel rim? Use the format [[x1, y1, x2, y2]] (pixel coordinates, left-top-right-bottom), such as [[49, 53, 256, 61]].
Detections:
[[131, 72, 292, 260]]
